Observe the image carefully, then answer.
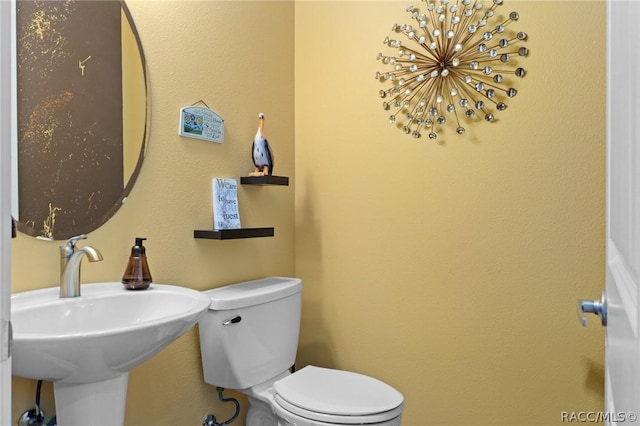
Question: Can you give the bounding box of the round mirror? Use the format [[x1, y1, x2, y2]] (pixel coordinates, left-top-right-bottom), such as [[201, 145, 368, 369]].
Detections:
[[13, 0, 148, 240]]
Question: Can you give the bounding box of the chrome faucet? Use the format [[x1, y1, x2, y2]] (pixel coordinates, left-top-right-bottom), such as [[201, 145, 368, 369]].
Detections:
[[60, 235, 103, 298]]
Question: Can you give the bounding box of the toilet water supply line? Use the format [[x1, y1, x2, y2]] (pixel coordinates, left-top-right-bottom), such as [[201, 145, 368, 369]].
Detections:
[[202, 387, 240, 426]]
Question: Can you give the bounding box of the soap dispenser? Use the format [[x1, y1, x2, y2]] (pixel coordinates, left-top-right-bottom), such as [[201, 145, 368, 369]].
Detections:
[[122, 237, 152, 290]]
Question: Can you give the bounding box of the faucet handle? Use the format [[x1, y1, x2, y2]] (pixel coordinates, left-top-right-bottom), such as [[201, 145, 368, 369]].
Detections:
[[60, 234, 88, 258], [63, 234, 87, 248]]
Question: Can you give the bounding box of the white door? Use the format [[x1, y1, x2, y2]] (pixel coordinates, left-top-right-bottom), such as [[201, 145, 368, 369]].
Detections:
[[0, 0, 12, 423], [596, 0, 640, 423]]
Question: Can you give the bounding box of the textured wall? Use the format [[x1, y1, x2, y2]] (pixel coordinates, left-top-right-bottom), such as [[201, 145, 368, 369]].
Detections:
[[294, 1, 606, 425], [11, 1, 294, 424]]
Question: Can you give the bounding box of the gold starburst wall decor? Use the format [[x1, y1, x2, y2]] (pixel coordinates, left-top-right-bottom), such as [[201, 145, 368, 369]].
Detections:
[[376, 0, 528, 140]]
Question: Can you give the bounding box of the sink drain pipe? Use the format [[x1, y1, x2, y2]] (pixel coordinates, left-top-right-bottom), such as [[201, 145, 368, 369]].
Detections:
[[202, 387, 240, 426]]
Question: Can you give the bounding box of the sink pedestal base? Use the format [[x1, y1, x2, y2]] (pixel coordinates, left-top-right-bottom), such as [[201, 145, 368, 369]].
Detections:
[[54, 374, 128, 426]]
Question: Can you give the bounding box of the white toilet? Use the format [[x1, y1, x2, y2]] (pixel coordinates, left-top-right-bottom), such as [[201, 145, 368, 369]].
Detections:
[[198, 277, 404, 425]]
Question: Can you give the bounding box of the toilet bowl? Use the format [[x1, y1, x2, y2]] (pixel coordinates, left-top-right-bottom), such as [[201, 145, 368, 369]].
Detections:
[[198, 277, 404, 426], [271, 365, 403, 425]]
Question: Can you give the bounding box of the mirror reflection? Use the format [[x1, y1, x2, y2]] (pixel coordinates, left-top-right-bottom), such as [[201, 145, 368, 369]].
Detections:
[[13, 0, 148, 240]]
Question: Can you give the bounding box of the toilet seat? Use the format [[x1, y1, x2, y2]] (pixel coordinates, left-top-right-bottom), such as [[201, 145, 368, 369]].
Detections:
[[273, 366, 404, 424]]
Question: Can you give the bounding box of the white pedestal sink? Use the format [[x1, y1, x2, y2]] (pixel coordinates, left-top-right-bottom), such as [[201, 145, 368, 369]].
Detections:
[[11, 282, 211, 426]]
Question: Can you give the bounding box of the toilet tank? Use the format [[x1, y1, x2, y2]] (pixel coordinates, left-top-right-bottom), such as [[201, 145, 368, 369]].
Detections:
[[199, 277, 302, 389]]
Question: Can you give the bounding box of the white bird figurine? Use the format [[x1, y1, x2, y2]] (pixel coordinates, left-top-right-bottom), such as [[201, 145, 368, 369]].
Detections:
[[249, 113, 274, 176]]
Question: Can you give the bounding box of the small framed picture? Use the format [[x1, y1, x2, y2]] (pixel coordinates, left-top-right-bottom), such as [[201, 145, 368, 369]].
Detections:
[[179, 106, 224, 143]]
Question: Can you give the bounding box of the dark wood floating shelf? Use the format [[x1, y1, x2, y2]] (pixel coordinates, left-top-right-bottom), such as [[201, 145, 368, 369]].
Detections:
[[240, 175, 289, 186], [194, 227, 275, 240]]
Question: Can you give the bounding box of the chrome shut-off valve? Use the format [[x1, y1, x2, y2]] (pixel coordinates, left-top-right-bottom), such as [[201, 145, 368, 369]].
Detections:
[[578, 290, 607, 327]]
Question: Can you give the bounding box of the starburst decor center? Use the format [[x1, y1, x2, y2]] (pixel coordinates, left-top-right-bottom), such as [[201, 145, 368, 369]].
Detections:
[[376, 0, 528, 140]]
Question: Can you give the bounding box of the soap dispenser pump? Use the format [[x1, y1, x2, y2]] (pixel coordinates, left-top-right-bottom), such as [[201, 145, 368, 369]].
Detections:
[[122, 237, 152, 290]]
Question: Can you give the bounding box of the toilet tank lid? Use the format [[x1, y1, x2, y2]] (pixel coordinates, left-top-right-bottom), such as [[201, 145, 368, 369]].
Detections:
[[203, 277, 302, 310]]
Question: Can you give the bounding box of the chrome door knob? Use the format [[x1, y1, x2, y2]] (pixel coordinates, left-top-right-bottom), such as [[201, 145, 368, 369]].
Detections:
[[578, 290, 607, 327]]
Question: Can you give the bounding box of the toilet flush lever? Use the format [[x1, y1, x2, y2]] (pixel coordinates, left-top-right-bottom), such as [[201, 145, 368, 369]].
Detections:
[[578, 290, 607, 327], [222, 315, 242, 326]]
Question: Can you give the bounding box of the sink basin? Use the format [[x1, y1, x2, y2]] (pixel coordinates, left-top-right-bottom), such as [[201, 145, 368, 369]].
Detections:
[[11, 282, 211, 425]]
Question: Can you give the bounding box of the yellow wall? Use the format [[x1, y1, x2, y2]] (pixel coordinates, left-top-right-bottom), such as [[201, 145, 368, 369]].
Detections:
[[294, 1, 606, 425], [11, 0, 606, 425], [11, 1, 294, 424]]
